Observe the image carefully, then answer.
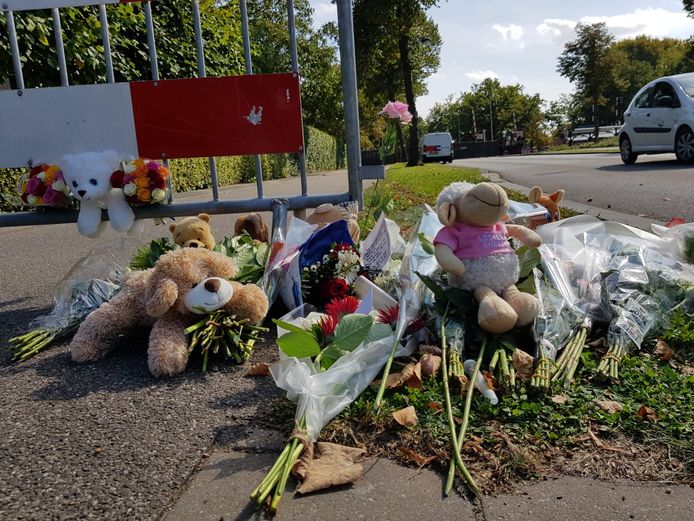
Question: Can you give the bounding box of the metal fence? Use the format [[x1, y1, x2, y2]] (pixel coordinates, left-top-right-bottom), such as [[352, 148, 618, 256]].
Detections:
[[0, 0, 378, 231]]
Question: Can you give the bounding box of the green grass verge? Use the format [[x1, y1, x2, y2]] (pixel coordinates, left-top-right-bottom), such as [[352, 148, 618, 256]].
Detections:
[[546, 136, 619, 152]]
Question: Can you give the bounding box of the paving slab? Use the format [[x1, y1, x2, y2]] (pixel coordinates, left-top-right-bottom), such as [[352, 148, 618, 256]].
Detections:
[[163, 449, 476, 521]]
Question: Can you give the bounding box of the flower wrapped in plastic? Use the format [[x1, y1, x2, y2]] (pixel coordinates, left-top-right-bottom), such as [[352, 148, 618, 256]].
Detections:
[[110, 158, 169, 206], [18, 163, 73, 207]]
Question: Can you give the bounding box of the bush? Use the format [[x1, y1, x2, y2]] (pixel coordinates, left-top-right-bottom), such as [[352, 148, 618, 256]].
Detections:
[[0, 126, 344, 212]]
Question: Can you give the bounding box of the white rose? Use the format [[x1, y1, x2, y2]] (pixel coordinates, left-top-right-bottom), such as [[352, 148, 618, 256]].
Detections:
[[27, 195, 38, 205], [151, 188, 166, 202], [123, 162, 137, 174], [123, 183, 138, 196], [37, 172, 47, 181], [52, 179, 66, 192]]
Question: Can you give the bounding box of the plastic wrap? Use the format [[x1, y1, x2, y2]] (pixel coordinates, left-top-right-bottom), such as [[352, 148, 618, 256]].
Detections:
[[651, 222, 694, 263], [33, 240, 126, 331], [532, 267, 579, 360]]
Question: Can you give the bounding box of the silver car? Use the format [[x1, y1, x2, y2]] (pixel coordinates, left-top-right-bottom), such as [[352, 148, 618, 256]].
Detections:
[[619, 72, 694, 164]]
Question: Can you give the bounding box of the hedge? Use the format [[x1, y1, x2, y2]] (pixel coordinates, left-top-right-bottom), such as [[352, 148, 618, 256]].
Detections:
[[0, 126, 345, 212]]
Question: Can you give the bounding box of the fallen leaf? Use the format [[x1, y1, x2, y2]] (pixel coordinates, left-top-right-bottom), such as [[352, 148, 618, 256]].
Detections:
[[594, 399, 623, 414], [551, 395, 568, 405], [245, 362, 271, 376], [386, 362, 422, 390], [420, 354, 442, 377], [682, 366, 694, 376], [398, 447, 436, 467], [292, 441, 314, 480], [512, 349, 534, 380], [456, 373, 469, 393], [654, 339, 675, 361], [587, 427, 603, 448], [296, 442, 366, 494], [426, 401, 443, 412], [636, 405, 657, 422], [419, 344, 442, 356], [482, 371, 498, 390], [94, 447, 104, 455], [392, 406, 418, 427]]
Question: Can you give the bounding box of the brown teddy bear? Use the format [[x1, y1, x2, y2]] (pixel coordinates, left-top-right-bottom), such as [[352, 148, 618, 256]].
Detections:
[[434, 182, 542, 334], [69, 248, 269, 377], [169, 213, 216, 249], [306, 202, 360, 243], [234, 212, 269, 243]]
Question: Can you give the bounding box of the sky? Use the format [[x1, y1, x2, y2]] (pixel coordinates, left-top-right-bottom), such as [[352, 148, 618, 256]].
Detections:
[[309, 0, 694, 118]]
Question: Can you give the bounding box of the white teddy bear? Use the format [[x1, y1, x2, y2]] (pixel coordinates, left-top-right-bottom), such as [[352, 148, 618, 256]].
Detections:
[[60, 150, 135, 237]]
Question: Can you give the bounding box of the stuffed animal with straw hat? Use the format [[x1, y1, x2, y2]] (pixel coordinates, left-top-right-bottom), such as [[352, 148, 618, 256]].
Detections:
[[433, 182, 542, 334]]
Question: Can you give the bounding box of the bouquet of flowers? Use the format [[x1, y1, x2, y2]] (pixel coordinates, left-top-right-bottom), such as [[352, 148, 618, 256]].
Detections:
[[301, 241, 366, 306], [110, 158, 169, 206], [18, 163, 72, 207]]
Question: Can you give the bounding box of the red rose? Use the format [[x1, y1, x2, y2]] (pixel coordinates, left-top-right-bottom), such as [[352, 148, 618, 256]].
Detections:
[[110, 170, 125, 188], [30, 165, 43, 177], [317, 278, 349, 303]]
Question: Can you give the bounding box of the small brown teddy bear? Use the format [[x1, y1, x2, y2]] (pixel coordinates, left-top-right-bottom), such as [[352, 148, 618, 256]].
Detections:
[[70, 248, 269, 377], [234, 212, 269, 243], [306, 202, 360, 243], [169, 213, 215, 249]]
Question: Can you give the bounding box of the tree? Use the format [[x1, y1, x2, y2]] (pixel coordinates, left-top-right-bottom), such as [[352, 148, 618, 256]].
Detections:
[[0, 1, 244, 88], [557, 22, 615, 138], [425, 78, 546, 147], [353, 0, 442, 166]]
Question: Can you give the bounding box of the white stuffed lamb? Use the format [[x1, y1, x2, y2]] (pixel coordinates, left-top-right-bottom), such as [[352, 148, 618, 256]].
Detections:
[[60, 150, 135, 237]]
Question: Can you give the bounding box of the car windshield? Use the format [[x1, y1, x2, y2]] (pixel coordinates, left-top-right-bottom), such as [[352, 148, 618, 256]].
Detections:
[[675, 76, 694, 97]]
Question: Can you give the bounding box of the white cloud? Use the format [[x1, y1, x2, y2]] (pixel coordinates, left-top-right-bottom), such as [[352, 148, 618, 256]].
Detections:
[[536, 18, 576, 41], [466, 70, 500, 82], [493, 23, 524, 41], [581, 8, 694, 39], [311, 0, 337, 28]]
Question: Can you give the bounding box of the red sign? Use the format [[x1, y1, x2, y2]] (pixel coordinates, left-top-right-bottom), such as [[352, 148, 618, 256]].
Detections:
[[129, 73, 304, 159]]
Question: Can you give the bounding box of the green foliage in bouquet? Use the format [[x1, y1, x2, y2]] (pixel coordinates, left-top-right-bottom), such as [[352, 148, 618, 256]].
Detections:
[[129, 238, 177, 270], [213, 233, 269, 284]]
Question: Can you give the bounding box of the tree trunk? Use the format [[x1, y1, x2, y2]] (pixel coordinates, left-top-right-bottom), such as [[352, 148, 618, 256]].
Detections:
[[399, 34, 421, 167]]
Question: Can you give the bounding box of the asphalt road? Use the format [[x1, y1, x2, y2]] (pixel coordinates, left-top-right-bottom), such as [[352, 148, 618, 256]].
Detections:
[[455, 152, 694, 222]]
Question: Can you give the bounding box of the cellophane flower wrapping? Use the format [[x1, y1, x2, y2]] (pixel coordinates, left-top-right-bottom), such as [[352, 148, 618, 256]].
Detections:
[[269, 207, 441, 442]]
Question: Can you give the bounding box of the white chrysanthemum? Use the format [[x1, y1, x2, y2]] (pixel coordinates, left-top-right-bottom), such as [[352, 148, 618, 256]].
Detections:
[[152, 188, 166, 201], [336, 249, 360, 284], [123, 183, 138, 196]]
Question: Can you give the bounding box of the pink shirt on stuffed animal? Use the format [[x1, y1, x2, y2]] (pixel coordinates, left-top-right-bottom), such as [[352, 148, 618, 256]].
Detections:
[[434, 222, 514, 259]]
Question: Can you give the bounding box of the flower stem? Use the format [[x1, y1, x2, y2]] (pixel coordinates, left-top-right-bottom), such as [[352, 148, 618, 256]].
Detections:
[[374, 331, 403, 410], [445, 336, 486, 497]]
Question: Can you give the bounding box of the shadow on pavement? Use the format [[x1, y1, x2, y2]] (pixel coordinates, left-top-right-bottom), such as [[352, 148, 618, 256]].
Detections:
[[598, 160, 693, 172]]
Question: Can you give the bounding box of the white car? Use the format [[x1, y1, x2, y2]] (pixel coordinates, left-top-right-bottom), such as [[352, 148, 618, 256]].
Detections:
[[619, 73, 694, 164], [419, 132, 454, 163]]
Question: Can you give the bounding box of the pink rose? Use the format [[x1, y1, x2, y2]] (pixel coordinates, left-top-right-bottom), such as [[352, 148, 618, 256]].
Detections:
[[380, 100, 412, 123], [42, 186, 64, 206], [25, 176, 45, 196]]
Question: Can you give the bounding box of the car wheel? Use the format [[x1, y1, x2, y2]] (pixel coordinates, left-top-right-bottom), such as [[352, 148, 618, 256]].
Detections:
[[675, 127, 694, 163], [620, 135, 638, 165]]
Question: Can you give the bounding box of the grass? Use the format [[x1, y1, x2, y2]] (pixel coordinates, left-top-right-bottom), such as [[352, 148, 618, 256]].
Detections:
[[335, 163, 694, 493]]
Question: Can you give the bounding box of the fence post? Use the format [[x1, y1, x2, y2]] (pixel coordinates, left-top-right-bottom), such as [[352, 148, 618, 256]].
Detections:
[[336, 0, 363, 209]]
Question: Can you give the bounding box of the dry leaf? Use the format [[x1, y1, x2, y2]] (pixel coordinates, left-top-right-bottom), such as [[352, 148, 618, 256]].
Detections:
[[551, 395, 568, 405], [682, 366, 694, 376], [426, 401, 443, 412], [587, 427, 603, 448], [94, 447, 104, 455], [654, 339, 675, 361], [420, 354, 442, 377], [245, 362, 271, 376], [512, 349, 534, 380], [296, 442, 366, 494], [292, 441, 314, 480], [594, 399, 623, 414], [398, 447, 436, 467], [636, 405, 657, 422], [482, 371, 498, 390], [419, 344, 442, 356], [386, 362, 422, 390], [392, 406, 418, 427]]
